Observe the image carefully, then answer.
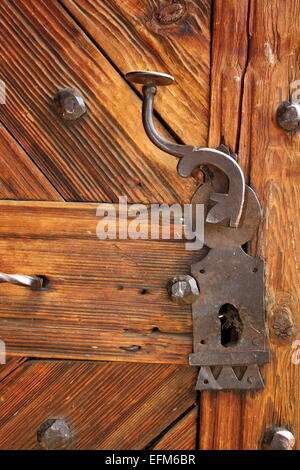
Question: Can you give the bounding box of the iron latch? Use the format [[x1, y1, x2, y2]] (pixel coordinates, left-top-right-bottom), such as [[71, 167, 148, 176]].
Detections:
[[126, 71, 269, 391]]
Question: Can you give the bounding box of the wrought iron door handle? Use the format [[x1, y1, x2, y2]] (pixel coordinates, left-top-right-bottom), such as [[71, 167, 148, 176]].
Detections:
[[126, 70, 245, 227]]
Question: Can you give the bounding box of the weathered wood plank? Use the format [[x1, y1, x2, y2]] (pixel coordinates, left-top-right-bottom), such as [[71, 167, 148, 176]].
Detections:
[[152, 407, 198, 450], [239, 0, 300, 450], [0, 360, 197, 449], [60, 0, 211, 146], [0, 0, 197, 203], [201, 0, 300, 450], [0, 201, 206, 363], [207, 0, 249, 153], [0, 121, 62, 385], [0, 125, 62, 200]]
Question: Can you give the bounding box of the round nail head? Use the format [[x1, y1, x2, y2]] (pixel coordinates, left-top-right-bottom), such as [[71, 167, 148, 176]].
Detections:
[[167, 275, 200, 305], [52, 87, 87, 121], [37, 418, 72, 450], [263, 426, 295, 450], [276, 101, 300, 132], [126, 70, 175, 86]]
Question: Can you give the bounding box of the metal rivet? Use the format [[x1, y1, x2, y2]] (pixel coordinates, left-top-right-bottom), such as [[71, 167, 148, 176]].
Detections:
[[37, 419, 72, 450], [247, 376, 256, 384], [167, 275, 200, 305], [276, 101, 300, 132], [51, 87, 87, 121], [263, 426, 295, 450], [252, 337, 260, 346]]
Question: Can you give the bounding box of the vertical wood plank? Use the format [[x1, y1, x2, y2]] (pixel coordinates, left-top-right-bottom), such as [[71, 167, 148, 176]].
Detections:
[[200, 0, 300, 450], [199, 0, 250, 450], [239, 0, 300, 449], [208, 0, 250, 152]]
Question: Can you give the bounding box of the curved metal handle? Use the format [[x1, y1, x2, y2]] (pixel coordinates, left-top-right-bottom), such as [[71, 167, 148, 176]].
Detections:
[[126, 70, 245, 228], [0, 273, 44, 289]]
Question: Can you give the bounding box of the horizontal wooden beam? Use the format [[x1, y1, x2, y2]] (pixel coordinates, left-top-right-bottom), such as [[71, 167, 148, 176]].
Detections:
[[0, 201, 206, 363]]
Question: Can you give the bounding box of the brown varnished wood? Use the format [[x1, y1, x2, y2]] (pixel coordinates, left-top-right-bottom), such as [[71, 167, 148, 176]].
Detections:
[[0, 0, 198, 204], [0, 360, 197, 449], [152, 407, 198, 450], [60, 0, 211, 146], [200, 0, 300, 450], [0, 125, 62, 201], [0, 356, 26, 382], [0, 201, 206, 363]]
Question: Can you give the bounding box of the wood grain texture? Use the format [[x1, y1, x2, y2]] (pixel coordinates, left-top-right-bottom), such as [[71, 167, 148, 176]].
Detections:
[[0, 117, 61, 387], [0, 356, 26, 382], [239, 0, 300, 449], [0, 0, 197, 203], [0, 125, 61, 200], [60, 0, 211, 146], [208, 0, 249, 153], [200, 0, 300, 450], [0, 201, 206, 363], [0, 360, 197, 449], [152, 407, 198, 450]]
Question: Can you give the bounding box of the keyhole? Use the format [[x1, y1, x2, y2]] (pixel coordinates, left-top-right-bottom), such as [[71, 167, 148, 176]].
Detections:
[[219, 303, 243, 347]]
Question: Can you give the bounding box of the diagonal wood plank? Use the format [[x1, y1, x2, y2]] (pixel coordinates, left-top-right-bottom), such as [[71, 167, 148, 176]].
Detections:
[[0, 201, 206, 363], [0, 125, 62, 201], [60, 0, 211, 146], [152, 407, 198, 450], [0, 356, 26, 382], [0, 360, 197, 449], [0, 0, 198, 203]]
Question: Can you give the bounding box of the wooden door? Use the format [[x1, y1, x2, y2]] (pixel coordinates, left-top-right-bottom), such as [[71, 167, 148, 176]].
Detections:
[[0, 0, 299, 450]]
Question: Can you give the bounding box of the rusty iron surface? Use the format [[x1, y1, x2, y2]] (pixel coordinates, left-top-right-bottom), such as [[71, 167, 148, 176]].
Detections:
[[192, 184, 261, 248], [196, 365, 265, 390], [190, 246, 269, 390]]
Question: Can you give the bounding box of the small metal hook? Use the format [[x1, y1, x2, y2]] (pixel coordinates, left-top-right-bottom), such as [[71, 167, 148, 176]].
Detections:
[[0, 273, 44, 289], [126, 70, 245, 228]]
